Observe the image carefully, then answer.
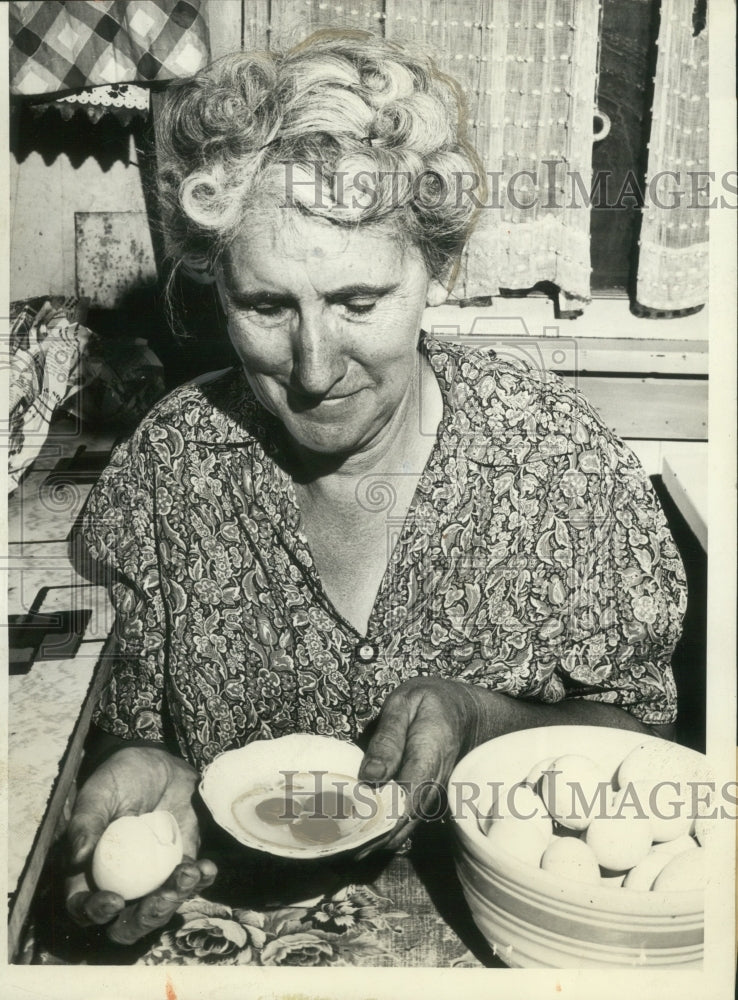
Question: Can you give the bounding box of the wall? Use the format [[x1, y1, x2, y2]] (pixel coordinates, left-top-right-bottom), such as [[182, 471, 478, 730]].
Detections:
[[9, 132, 150, 302]]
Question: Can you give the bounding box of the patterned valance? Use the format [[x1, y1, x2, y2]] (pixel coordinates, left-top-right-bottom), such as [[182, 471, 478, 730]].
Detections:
[[9, 1, 210, 95]]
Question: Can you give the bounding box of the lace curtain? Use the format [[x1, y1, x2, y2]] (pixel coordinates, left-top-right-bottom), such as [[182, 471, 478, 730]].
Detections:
[[241, 0, 601, 302], [636, 0, 709, 311], [384, 1, 600, 301]]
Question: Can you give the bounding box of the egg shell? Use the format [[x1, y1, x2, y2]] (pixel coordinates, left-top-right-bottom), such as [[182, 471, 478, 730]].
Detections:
[[585, 812, 652, 871], [485, 816, 548, 867], [623, 850, 675, 891], [201, 735, 407, 860], [540, 755, 610, 831], [478, 782, 553, 845], [652, 846, 707, 892], [540, 836, 601, 885], [92, 810, 183, 900]]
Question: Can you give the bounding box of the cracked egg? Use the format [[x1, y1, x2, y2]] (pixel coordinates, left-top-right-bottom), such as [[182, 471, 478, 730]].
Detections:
[[200, 734, 407, 859]]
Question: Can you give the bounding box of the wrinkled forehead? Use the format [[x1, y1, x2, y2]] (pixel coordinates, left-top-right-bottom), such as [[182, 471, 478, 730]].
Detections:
[[222, 185, 418, 271]]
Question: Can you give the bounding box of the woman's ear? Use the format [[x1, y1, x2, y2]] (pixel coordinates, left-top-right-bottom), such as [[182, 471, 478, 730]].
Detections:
[[426, 278, 448, 307]]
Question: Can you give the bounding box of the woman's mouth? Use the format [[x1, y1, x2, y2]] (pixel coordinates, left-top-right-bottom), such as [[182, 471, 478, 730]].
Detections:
[[287, 387, 364, 411]]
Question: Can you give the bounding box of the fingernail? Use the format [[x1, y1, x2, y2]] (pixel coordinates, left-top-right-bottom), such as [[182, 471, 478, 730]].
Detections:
[[71, 834, 88, 863], [99, 899, 121, 920], [178, 869, 199, 891], [361, 758, 386, 781]]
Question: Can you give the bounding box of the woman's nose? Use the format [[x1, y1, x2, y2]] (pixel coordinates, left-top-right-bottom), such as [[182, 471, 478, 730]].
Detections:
[[291, 310, 346, 396]]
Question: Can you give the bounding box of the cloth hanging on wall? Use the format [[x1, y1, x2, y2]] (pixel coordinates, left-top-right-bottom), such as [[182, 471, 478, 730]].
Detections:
[[9, 0, 210, 95], [636, 1, 709, 311], [8, 298, 94, 492], [54, 82, 150, 123], [29, 83, 151, 126], [238, 0, 600, 303]]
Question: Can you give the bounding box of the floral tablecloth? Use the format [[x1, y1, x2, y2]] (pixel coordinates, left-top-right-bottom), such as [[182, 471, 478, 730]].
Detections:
[[21, 823, 503, 968], [140, 882, 461, 968]]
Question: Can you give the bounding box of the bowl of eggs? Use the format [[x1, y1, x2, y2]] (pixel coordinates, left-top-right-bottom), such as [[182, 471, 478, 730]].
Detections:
[[200, 733, 407, 859], [448, 726, 712, 969]]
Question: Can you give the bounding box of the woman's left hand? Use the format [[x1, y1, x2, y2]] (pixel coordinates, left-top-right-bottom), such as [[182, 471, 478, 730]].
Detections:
[[354, 672, 661, 858], [356, 677, 480, 855]]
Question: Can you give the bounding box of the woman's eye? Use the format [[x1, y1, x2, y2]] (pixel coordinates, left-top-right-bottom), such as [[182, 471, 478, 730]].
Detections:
[[237, 302, 293, 325], [250, 303, 289, 317], [343, 300, 377, 315]]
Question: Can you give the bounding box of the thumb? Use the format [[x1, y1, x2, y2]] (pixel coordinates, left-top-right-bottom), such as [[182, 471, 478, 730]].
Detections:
[[177, 810, 201, 862], [359, 695, 411, 783]]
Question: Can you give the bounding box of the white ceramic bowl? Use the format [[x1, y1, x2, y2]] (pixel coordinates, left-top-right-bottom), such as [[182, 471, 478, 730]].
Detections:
[[200, 733, 406, 859], [448, 726, 708, 968]]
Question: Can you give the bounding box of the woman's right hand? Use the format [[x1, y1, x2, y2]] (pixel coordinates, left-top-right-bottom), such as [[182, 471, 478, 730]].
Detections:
[[66, 746, 218, 945]]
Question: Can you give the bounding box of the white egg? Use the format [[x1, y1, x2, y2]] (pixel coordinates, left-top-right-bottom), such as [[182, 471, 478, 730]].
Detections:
[[617, 741, 712, 789], [524, 756, 556, 792], [652, 847, 707, 892], [650, 833, 699, 856], [585, 810, 652, 871], [616, 780, 693, 843], [693, 815, 715, 847], [690, 785, 717, 840], [92, 810, 183, 900], [540, 836, 600, 885], [610, 780, 693, 845], [540, 755, 610, 831], [475, 781, 504, 835], [478, 782, 553, 845], [623, 850, 674, 890], [485, 816, 548, 867]]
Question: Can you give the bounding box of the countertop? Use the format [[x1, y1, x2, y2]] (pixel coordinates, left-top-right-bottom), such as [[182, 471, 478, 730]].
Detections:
[[6, 417, 117, 956]]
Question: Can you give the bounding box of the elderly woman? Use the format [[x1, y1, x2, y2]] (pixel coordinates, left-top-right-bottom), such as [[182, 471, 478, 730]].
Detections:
[[66, 31, 685, 945]]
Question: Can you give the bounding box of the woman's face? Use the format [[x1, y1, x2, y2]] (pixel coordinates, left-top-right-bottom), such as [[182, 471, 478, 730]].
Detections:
[[216, 202, 438, 457]]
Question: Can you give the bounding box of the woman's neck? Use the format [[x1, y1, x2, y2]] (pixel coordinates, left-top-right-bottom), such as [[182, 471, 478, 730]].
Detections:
[[287, 357, 444, 634]]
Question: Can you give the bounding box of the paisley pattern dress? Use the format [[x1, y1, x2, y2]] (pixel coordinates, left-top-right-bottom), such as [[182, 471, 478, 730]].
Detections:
[[79, 335, 686, 773]]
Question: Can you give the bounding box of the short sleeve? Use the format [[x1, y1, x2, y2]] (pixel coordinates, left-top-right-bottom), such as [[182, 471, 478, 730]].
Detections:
[[531, 403, 687, 725], [76, 426, 167, 743]]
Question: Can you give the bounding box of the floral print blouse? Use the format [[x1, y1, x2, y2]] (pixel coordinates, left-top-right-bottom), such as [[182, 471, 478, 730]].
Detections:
[[80, 335, 686, 773]]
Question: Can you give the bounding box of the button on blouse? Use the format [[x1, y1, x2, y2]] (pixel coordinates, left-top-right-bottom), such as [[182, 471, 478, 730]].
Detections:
[[356, 642, 379, 665]]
